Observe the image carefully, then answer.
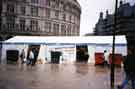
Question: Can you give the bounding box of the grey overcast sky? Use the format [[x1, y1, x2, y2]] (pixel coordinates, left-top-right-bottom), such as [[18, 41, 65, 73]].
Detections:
[[78, 0, 135, 36]]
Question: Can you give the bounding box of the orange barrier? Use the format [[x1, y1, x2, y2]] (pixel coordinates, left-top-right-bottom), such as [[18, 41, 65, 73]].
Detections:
[[95, 53, 123, 66]]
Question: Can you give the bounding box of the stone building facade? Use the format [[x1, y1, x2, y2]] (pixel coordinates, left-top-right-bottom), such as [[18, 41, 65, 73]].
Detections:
[[0, 0, 81, 41], [94, 1, 135, 48]]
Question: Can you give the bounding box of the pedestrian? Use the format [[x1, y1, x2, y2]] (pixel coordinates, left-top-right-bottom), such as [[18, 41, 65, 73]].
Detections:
[[103, 50, 109, 66], [32, 48, 38, 66], [84, 52, 89, 63], [117, 48, 135, 89], [27, 50, 34, 66], [20, 49, 25, 64]]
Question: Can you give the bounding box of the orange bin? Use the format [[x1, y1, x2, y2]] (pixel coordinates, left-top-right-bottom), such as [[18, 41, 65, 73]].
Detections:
[[109, 54, 123, 66], [95, 53, 104, 65]]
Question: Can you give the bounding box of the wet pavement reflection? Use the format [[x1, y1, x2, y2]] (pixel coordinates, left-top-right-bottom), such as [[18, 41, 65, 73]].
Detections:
[[0, 63, 127, 89]]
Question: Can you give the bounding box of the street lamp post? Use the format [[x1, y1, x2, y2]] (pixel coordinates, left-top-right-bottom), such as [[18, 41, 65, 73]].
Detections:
[[111, 0, 118, 89]]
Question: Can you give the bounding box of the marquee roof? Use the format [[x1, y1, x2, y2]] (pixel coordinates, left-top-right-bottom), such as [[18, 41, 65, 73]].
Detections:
[[3, 36, 127, 45]]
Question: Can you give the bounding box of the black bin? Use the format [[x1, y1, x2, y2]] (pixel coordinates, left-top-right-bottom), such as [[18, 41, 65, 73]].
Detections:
[[6, 50, 19, 62], [51, 51, 61, 64]]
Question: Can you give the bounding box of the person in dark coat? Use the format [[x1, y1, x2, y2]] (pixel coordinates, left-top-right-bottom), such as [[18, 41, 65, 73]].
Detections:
[[117, 48, 135, 89], [32, 48, 38, 66], [84, 52, 89, 63]]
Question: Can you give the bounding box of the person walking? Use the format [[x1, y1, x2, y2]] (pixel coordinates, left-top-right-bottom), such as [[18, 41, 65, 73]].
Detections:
[[117, 48, 135, 89], [84, 52, 89, 63], [32, 48, 38, 66], [20, 49, 25, 64], [27, 50, 34, 66], [103, 50, 109, 66]]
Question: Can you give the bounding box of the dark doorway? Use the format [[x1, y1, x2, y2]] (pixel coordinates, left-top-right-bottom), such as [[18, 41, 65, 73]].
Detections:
[[27, 45, 40, 61], [51, 51, 61, 64], [6, 50, 19, 63], [76, 45, 89, 63], [28, 45, 40, 52]]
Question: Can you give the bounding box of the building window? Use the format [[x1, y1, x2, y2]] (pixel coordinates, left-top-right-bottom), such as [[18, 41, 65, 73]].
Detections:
[[73, 26, 78, 36], [55, 10, 59, 19], [51, 0, 55, 8], [46, 0, 50, 6], [77, 26, 80, 35], [73, 25, 76, 35], [46, 8, 50, 18], [60, 1, 64, 10], [63, 5, 66, 11], [20, 19, 25, 31], [53, 23, 59, 35], [62, 13, 66, 21], [19, 0, 26, 2], [69, 15, 72, 22], [31, 0, 38, 3], [7, 4, 15, 13], [55, 0, 59, 8], [61, 24, 66, 35], [45, 22, 51, 32], [6, 17, 15, 30], [31, 6, 38, 16], [66, 5, 70, 12], [20, 6, 25, 15], [73, 16, 76, 23], [30, 20, 38, 31], [67, 25, 71, 35]]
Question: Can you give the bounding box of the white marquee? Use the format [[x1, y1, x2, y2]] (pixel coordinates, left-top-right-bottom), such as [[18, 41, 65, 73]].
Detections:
[[1, 36, 127, 64]]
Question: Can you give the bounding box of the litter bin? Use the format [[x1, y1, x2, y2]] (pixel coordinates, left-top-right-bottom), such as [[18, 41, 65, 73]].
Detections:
[[95, 52, 104, 65], [109, 54, 123, 67], [6, 50, 19, 62], [51, 51, 61, 64]]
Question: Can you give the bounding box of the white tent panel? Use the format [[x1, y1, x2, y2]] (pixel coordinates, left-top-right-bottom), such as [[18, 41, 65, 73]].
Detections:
[[37, 45, 46, 64], [88, 46, 96, 64]]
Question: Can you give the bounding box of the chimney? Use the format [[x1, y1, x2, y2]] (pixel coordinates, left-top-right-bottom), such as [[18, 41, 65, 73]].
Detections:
[[99, 12, 103, 19], [106, 10, 109, 17], [120, 1, 123, 6]]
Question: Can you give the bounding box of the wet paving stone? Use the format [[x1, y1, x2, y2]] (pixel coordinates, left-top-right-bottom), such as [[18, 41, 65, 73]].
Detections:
[[0, 63, 131, 89]]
